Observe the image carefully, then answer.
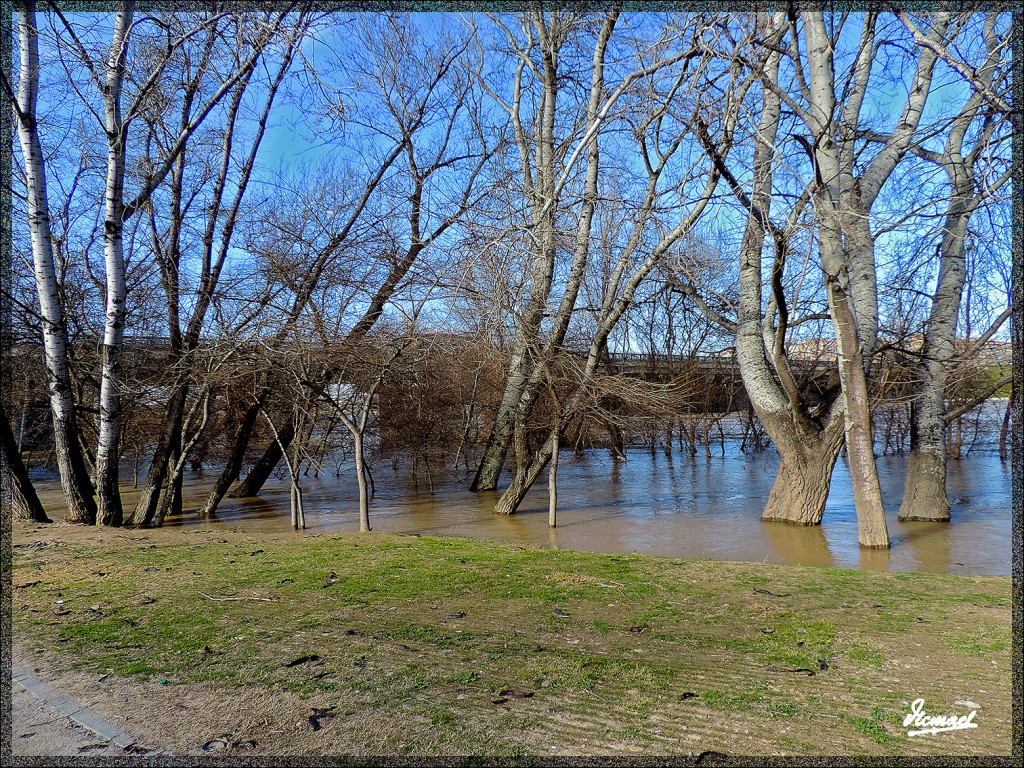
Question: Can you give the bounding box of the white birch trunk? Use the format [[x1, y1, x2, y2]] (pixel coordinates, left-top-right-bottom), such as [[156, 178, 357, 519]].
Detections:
[[14, 1, 96, 523], [94, 5, 133, 527], [548, 427, 559, 528], [354, 429, 370, 532]]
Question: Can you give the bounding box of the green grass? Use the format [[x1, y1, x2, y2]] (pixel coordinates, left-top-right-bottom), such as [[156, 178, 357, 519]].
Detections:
[[843, 712, 893, 746], [700, 688, 764, 712], [11, 528, 1013, 756], [846, 643, 886, 668], [947, 632, 1010, 658]]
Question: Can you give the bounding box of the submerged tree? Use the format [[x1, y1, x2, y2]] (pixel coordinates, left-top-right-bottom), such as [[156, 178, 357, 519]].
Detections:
[[7, 8, 1009, 542], [207, 14, 497, 513], [469, 10, 733, 501], [894, 12, 1013, 521], [8, 4, 300, 525], [678, 10, 972, 547], [485, 12, 748, 514], [127, 10, 314, 527]]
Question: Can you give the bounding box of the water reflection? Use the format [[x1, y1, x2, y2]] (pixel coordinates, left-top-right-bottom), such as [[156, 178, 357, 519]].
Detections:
[[29, 448, 1011, 575], [761, 519, 835, 568]]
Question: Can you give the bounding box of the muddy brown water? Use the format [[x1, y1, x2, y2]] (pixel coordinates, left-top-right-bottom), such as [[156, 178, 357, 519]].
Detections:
[[30, 447, 1011, 576]]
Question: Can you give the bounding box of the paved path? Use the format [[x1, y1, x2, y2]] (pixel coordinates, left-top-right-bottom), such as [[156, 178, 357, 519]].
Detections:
[[10, 663, 167, 757]]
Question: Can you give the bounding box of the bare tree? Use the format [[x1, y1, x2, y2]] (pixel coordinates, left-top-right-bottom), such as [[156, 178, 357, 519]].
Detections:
[[895, 12, 1013, 520], [5, 0, 97, 523], [489, 17, 736, 514], [32, 6, 297, 525], [127, 10, 313, 527], [205, 15, 496, 511], [678, 11, 960, 547], [302, 339, 401, 532], [470, 9, 705, 492]]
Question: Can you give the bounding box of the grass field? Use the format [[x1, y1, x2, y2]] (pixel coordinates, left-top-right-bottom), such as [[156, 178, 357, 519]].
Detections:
[[9, 522, 1013, 757]]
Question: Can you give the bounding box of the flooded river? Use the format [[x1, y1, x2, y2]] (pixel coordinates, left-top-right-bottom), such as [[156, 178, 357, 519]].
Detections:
[[31, 446, 1012, 576]]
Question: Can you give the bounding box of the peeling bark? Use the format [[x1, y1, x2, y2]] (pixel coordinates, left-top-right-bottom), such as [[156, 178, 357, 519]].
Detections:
[[804, 12, 889, 548], [94, 5, 133, 528], [900, 398, 951, 521]]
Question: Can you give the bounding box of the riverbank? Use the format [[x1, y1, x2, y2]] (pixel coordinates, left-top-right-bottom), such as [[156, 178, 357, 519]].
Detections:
[[27, 446, 1014, 575], [10, 521, 1012, 757]]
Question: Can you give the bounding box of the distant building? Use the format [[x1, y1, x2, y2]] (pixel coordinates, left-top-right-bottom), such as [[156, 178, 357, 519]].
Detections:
[[787, 338, 837, 362]]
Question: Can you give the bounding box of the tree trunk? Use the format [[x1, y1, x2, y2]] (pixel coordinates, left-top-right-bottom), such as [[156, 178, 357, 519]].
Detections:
[[152, 392, 210, 528], [354, 430, 370, 531], [292, 480, 305, 530], [199, 399, 262, 517], [607, 420, 626, 461], [472, 11, 616, 492], [2, 405, 50, 522], [231, 420, 294, 497], [95, 6, 133, 528], [17, 410, 26, 454], [600, 344, 627, 461], [152, 461, 180, 529], [761, 415, 844, 525], [895, 77, 1000, 518], [454, 363, 483, 473], [289, 483, 298, 530], [168, 437, 183, 518], [827, 280, 890, 548], [899, 382, 951, 521], [725, 21, 850, 531], [804, 11, 889, 549], [473, 10, 562, 494], [494, 439, 552, 516], [471, 350, 528, 491], [548, 428, 559, 527], [999, 397, 1010, 462], [14, 1, 96, 524], [129, 384, 187, 525]]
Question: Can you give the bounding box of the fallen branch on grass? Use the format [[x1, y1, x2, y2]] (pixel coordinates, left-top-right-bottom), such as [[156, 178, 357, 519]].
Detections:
[[766, 666, 816, 676]]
